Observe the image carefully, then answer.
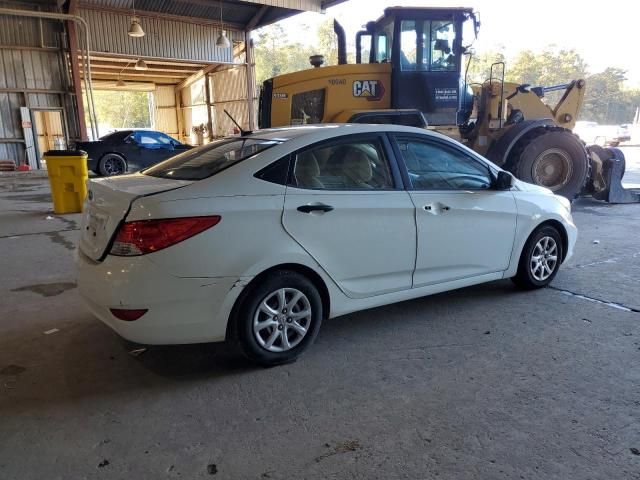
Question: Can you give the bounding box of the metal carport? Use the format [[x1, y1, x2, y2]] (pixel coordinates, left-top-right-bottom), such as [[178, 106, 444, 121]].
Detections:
[[0, 0, 344, 168]]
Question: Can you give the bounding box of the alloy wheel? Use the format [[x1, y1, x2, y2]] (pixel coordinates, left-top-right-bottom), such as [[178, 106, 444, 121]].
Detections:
[[103, 155, 126, 175], [253, 288, 312, 353], [530, 236, 558, 281]]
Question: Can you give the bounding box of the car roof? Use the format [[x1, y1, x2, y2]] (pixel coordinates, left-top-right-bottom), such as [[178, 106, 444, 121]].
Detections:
[[249, 123, 442, 143]]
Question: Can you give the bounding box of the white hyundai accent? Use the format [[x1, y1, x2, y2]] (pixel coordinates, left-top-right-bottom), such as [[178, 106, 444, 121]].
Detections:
[[76, 124, 577, 365]]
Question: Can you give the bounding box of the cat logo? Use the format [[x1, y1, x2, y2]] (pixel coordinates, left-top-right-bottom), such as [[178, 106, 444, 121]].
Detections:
[[352, 80, 385, 101]]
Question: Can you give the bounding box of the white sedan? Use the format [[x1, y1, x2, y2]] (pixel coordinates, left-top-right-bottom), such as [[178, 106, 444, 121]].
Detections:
[[76, 124, 577, 365]]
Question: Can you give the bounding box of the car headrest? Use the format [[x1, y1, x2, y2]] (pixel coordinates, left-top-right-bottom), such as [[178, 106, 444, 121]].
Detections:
[[343, 149, 372, 182], [295, 151, 320, 179]]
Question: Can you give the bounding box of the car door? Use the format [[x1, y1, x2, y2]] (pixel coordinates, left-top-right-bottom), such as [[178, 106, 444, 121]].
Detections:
[[282, 133, 416, 299], [136, 131, 172, 168], [118, 132, 144, 166], [392, 134, 518, 288]]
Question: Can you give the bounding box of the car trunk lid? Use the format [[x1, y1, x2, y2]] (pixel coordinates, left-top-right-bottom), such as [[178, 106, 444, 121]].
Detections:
[[79, 174, 192, 261]]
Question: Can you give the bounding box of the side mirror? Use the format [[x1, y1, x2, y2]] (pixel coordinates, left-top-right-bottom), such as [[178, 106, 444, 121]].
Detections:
[[493, 170, 514, 190]]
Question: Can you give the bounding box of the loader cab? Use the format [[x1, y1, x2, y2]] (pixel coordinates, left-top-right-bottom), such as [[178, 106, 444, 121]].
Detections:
[[357, 7, 477, 126]]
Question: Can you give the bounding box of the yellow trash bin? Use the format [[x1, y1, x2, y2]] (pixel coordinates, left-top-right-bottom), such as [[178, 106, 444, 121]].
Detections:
[[44, 150, 88, 214]]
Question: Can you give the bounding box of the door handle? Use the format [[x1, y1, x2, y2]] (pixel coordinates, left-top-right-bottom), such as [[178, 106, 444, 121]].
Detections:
[[297, 203, 334, 214], [423, 203, 450, 213]]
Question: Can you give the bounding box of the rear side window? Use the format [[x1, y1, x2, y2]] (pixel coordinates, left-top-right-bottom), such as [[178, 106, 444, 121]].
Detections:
[[143, 138, 280, 180], [292, 138, 393, 190]]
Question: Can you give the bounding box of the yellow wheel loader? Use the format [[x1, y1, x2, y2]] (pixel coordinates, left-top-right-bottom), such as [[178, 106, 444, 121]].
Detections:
[[258, 7, 639, 202]]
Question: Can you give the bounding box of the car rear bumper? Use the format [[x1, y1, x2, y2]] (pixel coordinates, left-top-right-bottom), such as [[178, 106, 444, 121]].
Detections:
[[76, 250, 250, 344]]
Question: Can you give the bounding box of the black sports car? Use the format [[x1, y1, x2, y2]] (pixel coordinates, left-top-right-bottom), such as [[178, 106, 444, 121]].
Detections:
[[76, 130, 192, 176]]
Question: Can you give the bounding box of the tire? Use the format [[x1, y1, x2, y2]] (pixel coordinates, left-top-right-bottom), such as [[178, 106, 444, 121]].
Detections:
[[608, 141, 620, 147], [235, 271, 323, 366], [512, 225, 563, 289], [98, 153, 127, 176], [509, 129, 589, 200]]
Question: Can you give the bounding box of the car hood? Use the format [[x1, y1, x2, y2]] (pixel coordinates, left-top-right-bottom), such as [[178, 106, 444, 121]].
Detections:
[[513, 178, 554, 195]]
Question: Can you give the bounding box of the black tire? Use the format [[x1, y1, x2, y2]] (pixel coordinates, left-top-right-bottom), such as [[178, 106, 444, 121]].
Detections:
[[512, 225, 563, 289], [235, 270, 323, 366], [98, 153, 127, 176], [509, 129, 589, 200]]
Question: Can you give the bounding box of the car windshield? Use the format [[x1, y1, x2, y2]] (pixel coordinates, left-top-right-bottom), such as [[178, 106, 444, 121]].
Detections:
[[143, 137, 281, 180]]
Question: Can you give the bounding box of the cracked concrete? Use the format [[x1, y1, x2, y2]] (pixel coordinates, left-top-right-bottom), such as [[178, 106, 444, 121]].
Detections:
[[1, 152, 640, 480], [549, 286, 640, 313]]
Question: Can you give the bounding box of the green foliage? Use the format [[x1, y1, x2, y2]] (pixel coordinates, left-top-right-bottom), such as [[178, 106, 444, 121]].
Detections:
[[581, 68, 640, 124], [317, 19, 338, 66], [254, 20, 355, 86], [466, 49, 506, 84], [90, 90, 151, 130], [254, 24, 316, 85], [506, 47, 588, 86]]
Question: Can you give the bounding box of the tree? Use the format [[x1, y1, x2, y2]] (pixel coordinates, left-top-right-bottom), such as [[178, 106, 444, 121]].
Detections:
[[506, 46, 588, 86], [89, 90, 151, 132], [316, 19, 338, 66], [254, 24, 315, 85], [466, 49, 506, 84], [581, 67, 628, 123]]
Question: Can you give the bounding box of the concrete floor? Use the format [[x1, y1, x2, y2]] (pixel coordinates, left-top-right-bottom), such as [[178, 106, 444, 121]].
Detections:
[[1, 149, 640, 479]]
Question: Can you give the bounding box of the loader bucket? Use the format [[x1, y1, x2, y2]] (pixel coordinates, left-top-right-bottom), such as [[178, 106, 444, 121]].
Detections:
[[592, 148, 640, 203]]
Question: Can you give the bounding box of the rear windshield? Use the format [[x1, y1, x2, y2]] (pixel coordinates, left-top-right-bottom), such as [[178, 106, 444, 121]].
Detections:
[[143, 138, 281, 180]]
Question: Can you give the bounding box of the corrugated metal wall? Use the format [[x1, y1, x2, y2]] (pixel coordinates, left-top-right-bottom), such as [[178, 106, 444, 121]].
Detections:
[[237, 0, 322, 10], [176, 66, 253, 144], [0, 6, 62, 48], [211, 66, 251, 136], [0, 4, 77, 164], [79, 8, 244, 64], [180, 77, 208, 144], [154, 85, 178, 137]]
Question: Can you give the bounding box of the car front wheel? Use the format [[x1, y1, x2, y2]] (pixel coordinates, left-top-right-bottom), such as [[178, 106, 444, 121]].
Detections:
[[236, 271, 323, 366], [512, 225, 563, 289], [98, 153, 127, 176]]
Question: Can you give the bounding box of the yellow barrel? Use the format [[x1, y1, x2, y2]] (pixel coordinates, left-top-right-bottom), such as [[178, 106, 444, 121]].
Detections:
[[43, 150, 88, 214]]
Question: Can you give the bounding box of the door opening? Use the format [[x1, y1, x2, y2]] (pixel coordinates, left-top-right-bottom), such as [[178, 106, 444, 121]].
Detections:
[[31, 109, 67, 168]]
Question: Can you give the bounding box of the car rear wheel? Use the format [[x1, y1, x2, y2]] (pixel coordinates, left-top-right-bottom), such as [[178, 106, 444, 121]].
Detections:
[[236, 271, 322, 366], [98, 153, 127, 176], [512, 225, 563, 289]]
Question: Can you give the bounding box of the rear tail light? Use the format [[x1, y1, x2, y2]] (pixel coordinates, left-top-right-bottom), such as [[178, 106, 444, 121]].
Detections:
[[110, 308, 148, 321], [110, 216, 220, 256]]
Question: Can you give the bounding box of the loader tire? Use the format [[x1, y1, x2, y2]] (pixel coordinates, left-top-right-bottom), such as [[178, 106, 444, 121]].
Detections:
[[508, 128, 589, 200]]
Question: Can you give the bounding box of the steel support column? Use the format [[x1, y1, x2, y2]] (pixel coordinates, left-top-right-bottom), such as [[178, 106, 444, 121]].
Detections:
[[245, 32, 256, 130], [204, 73, 214, 141]]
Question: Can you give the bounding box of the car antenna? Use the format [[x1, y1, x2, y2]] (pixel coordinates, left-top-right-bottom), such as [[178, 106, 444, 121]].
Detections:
[[224, 109, 252, 136]]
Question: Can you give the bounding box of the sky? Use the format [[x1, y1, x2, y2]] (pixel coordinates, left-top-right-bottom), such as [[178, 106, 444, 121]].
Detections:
[[266, 0, 640, 87]]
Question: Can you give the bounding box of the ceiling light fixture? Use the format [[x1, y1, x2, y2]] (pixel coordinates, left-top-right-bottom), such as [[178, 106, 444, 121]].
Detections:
[[116, 60, 133, 87], [134, 58, 148, 70], [215, 0, 230, 48], [128, 0, 145, 37]]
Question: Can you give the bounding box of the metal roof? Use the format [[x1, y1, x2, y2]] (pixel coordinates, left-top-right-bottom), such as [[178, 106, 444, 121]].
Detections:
[[77, 0, 347, 30]]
